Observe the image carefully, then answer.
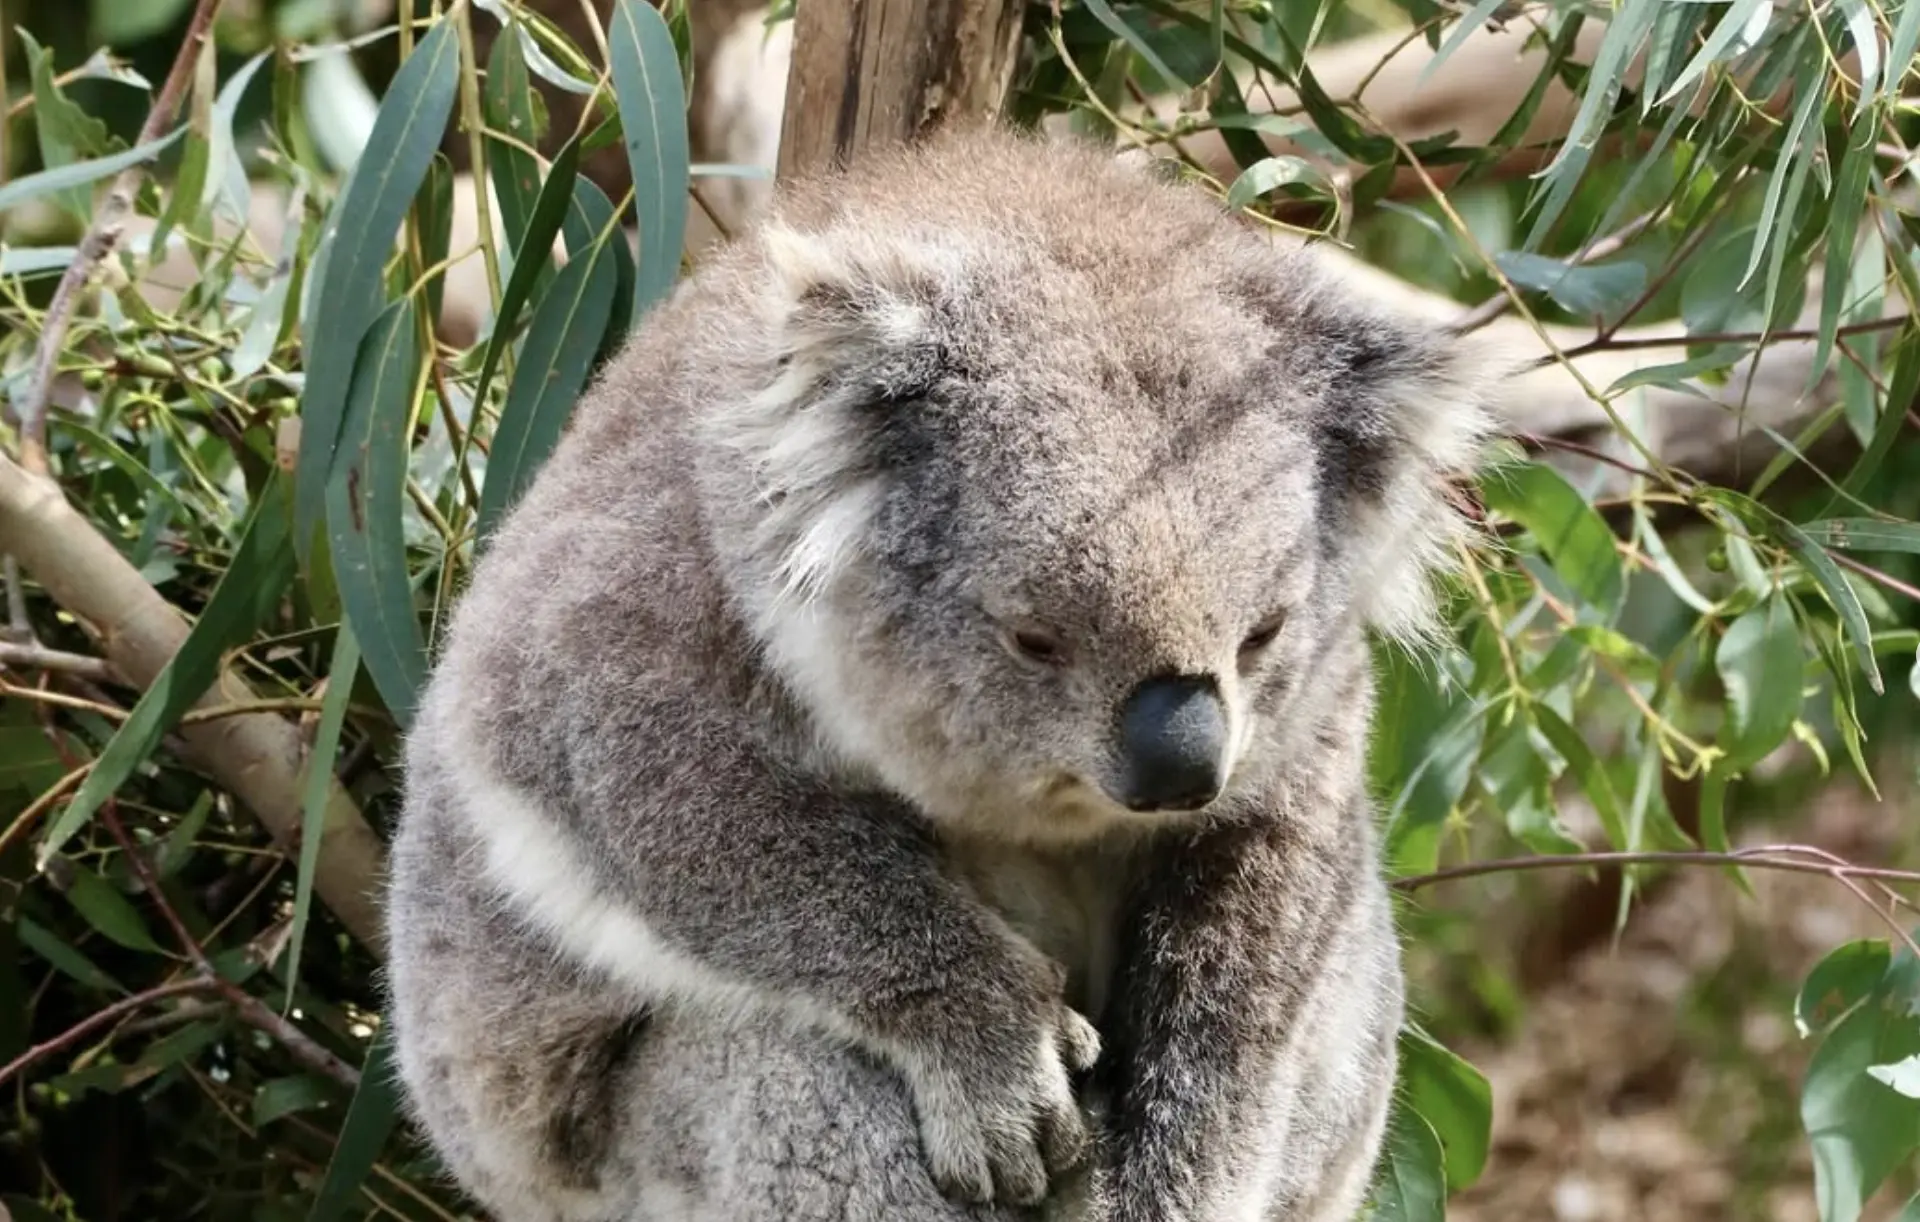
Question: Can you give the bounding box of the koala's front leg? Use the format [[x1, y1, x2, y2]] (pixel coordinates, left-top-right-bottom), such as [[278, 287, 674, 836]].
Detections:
[[545, 699, 1101, 1208], [1095, 807, 1384, 1222]]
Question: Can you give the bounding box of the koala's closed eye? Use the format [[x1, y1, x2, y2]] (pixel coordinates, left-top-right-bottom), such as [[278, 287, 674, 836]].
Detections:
[[994, 618, 1073, 669], [1238, 612, 1288, 658]]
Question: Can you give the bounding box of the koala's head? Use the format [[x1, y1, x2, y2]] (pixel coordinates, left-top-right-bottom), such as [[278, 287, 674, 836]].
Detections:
[[691, 127, 1512, 842]]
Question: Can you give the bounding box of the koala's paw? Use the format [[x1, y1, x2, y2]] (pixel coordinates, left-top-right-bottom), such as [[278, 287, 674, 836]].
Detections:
[[901, 999, 1101, 1207]]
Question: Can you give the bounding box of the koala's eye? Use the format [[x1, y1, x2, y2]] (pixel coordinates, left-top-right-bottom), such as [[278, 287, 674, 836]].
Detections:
[[1239, 613, 1287, 657], [999, 621, 1071, 668]]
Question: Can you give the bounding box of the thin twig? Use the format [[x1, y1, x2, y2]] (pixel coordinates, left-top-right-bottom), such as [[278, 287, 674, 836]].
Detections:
[[13, 0, 223, 475], [0, 640, 118, 682], [1395, 846, 1920, 892], [1831, 551, 1920, 604], [0, 978, 216, 1091], [97, 802, 360, 1088], [1548, 314, 1910, 364]]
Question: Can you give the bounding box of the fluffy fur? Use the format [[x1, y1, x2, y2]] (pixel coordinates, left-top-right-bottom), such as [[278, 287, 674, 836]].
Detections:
[[383, 123, 1514, 1222]]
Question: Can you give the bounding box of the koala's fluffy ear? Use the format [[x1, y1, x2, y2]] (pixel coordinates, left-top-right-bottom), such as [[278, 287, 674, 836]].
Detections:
[[714, 223, 959, 606], [1291, 289, 1522, 646], [756, 220, 956, 399]]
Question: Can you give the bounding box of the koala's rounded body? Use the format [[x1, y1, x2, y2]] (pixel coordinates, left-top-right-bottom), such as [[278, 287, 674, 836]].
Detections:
[[385, 125, 1504, 1222]]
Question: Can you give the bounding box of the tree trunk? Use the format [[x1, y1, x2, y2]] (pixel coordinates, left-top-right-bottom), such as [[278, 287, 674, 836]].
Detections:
[[775, 0, 1024, 179]]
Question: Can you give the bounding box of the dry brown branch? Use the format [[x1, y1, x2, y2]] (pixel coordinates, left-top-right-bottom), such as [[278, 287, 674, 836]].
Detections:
[[0, 455, 387, 953]]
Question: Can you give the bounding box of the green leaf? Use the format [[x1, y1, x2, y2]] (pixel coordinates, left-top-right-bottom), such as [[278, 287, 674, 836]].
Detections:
[[152, 132, 210, 262], [1634, 507, 1715, 614], [295, 19, 459, 559], [1397, 1024, 1493, 1191], [1801, 994, 1920, 1222], [22, 28, 128, 220], [1479, 715, 1584, 856], [91, 0, 195, 44], [564, 175, 638, 359], [1478, 461, 1625, 617], [472, 132, 584, 415], [1533, 702, 1628, 850], [1080, 0, 1188, 89], [1798, 940, 1892, 1038], [476, 227, 620, 541], [416, 153, 456, 325], [232, 190, 305, 380], [1492, 251, 1647, 318], [1715, 591, 1805, 771], [325, 298, 427, 730], [1830, 330, 1920, 508], [286, 623, 362, 1005], [1802, 519, 1920, 555], [0, 127, 186, 216], [60, 867, 163, 953], [1367, 1106, 1447, 1222], [1702, 490, 1885, 696], [305, 1027, 402, 1222], [1892, 0, 1920, 96], [16, 915, 125, 994], [609, 0, 691, 321], [1661, 0, 1770, 104], [1816, 111, 1879, 387], [37, 472, 298, 867], [1224, 155, 1333, 210], [254, 1075, 334, 1126], [207, 50, 271, 223], [484, 16, 554, 289]]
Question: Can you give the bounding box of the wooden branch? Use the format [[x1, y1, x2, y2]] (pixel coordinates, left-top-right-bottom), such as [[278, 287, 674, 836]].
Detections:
[[0, 455, 388, 953], [775, 0, 1024, 179]]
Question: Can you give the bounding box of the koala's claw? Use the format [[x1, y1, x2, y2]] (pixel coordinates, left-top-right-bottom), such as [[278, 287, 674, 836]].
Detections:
[[905, 1007, 1099, 1207]]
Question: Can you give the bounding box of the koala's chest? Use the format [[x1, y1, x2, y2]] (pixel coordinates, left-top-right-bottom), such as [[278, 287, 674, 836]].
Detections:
[[940, 837, 1139, 1022]]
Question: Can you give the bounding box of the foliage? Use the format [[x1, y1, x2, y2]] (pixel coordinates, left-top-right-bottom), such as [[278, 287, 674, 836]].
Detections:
[[0, 0, 1917, 1218]]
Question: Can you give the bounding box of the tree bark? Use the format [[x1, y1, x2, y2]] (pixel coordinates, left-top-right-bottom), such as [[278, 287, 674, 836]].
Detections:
[[775, 0, 1024, 179]]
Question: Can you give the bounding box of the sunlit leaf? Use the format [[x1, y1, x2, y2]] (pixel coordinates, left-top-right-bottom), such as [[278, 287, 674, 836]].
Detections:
[[1478, 461, 1625, 617]]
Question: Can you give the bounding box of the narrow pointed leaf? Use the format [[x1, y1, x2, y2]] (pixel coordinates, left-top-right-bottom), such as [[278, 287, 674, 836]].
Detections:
[[305, 1027, 402, 1222], [477, 232, 619, 541], [325, 298, 427, 729], [472, 132, 583, 415], [286, 623, 362, 1004], [609, 0, 691, 319], [295, 19, 458, 558], [0, 127, 185, 215]]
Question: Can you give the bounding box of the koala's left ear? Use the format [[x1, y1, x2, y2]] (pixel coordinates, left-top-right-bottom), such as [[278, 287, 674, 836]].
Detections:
[[756, 220, 957, 400], [1295, 292, 1523, 645]]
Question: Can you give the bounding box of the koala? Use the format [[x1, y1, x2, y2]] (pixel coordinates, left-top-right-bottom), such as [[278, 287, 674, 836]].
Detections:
[[383, 122, 1509, 1222]]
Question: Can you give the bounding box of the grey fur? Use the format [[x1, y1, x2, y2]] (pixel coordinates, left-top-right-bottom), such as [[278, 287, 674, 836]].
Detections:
[[383, 123, 1513, 1222]]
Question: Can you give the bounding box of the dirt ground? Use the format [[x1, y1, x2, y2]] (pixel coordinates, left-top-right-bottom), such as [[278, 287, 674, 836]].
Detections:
[[1432, 769, 1919, 1222]]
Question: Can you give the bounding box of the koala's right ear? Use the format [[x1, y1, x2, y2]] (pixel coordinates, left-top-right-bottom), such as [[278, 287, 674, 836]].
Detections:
[[756, 221, 957, 400]]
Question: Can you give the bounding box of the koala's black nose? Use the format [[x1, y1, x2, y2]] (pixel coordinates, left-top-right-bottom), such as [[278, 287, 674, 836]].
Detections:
[[1115, 674, 1229, 812]]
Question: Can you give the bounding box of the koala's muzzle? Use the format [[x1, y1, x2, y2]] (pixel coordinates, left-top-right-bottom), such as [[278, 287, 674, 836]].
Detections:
[[1113, 674, 1229, 812]]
